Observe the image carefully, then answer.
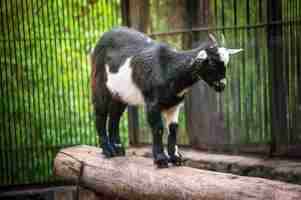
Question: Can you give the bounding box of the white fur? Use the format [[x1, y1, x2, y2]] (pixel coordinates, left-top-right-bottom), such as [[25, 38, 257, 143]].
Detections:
[[220, 78, 227, 86], [227, 48, 243, 55], [174, 145, 180, 157], [218, 47, 230, 66], [163, 106, 181, 157], [196, 50, 208, 60], [106, 57, 145, 106], [218, 47, 243, 66], [162, 105, 180, 130]]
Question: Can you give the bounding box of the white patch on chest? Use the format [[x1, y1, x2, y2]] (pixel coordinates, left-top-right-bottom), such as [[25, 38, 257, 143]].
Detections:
[[105, 57, 145, 106]]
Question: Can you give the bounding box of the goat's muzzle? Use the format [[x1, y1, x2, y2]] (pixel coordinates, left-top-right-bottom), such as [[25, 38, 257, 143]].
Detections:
[[212, 81, 226, 92]]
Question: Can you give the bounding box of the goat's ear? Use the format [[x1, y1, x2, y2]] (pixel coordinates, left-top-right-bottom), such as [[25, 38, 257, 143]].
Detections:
[[208, 34, 218, 47], [227, 48, 243, 55]]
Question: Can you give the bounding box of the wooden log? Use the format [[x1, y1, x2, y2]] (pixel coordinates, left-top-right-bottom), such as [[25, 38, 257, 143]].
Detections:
[[54, 145, 301, 200]]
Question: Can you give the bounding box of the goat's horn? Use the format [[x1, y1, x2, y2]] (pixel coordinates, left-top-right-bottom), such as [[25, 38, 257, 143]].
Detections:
[[208, 33, 217, 45]]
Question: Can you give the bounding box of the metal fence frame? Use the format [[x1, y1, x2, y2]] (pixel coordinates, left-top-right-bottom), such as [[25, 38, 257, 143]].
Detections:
[[0, 0, 123, 187], [129, 0, 301, 156]]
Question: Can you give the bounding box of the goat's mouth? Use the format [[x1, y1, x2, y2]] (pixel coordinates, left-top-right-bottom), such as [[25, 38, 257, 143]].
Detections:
[[212, 80, 226, 92]]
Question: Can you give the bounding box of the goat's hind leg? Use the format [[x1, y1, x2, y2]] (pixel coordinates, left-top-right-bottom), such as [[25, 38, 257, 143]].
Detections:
[[94, 101, 116, 158], [108, 101, 126, 156]]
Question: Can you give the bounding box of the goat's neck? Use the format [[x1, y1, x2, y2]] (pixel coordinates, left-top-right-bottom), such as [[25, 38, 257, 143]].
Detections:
[[165, 47, 205, 94]]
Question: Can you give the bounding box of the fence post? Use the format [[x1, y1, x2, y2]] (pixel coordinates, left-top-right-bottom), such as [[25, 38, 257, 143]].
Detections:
[[121, 0, 150, 146], [267, 0, 287, 156], [184, 0, 228, 150]]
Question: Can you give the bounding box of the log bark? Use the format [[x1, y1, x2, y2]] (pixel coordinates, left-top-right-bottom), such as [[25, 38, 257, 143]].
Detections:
[[54, 145, 301, 200]]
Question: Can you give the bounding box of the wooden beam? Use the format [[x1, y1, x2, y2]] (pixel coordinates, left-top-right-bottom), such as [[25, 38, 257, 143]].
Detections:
[[54, 146, 301, 200], [127, 146, 301, 185]]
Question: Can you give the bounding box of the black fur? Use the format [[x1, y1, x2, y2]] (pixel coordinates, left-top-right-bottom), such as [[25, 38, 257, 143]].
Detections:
[[91, 27, 227, 167], [167, 123, 182, 166]]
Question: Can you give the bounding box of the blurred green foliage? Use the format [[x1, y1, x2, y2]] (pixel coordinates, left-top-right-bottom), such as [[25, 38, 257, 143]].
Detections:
[[0, 0, 124, 185]]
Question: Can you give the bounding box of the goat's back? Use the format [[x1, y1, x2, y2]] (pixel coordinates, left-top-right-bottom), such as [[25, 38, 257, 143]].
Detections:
[[92, 27, 156, 72], [91, 27, 158, 101], [94, 27, 153, 57]]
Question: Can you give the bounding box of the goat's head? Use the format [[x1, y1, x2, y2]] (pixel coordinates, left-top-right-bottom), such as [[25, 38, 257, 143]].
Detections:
[[193, 34, 243, 92]]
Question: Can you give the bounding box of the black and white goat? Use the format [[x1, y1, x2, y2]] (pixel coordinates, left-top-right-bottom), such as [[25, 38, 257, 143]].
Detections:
[[91, 27, 242, 168]]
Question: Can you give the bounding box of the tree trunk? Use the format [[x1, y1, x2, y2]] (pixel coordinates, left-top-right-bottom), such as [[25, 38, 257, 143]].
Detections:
[[54, 145, 301, 200]]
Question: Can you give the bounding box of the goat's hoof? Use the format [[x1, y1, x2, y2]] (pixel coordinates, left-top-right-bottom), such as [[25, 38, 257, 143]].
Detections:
[[102, 143, 116, 158], [113, 143, 126, 156], [154, 153, 169, 168], [168, 155, 183, 166]]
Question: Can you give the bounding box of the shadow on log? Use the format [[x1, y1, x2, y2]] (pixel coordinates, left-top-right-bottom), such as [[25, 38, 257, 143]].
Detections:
[[54, 145, 301, 200]]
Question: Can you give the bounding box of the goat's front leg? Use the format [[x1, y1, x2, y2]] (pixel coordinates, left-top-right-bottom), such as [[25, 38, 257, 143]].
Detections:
[[167, 123, 183, 165], [163, 105, 183, 166], [146, 103, 169, 168]]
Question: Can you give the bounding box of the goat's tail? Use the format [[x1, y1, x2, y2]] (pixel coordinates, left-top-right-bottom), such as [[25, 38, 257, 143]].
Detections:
[[90, 48, 97, 96]]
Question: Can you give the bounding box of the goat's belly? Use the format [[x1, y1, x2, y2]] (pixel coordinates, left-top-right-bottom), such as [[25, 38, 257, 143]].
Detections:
[[105, 58, 145, 106]]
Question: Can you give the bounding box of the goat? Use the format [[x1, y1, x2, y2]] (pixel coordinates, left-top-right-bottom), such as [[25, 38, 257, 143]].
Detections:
[[91, 27, 242, 168]]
